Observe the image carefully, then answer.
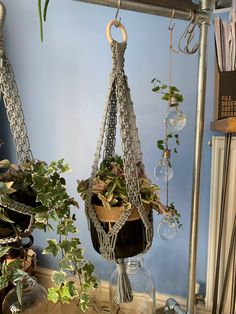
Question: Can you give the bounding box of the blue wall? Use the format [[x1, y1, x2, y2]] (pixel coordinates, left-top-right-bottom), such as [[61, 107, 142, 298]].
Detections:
[[1, 0, 217, 298]]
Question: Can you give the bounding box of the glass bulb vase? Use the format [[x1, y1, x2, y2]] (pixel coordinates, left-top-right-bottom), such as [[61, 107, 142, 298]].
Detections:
[[109, 256, 156, 314], [2, 275, 48, 314]]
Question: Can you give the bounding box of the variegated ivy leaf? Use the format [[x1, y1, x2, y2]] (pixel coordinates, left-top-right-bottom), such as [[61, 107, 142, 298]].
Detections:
[[42, 239, 59, 257], [0, 181, 16, 194], [0, 208, 15, 223], [51, 270, 66, 287], [0, 245, 11, 258], [47, 287, 59, 303], [0, 275, 8, 290], [0, 159, 10, 168]]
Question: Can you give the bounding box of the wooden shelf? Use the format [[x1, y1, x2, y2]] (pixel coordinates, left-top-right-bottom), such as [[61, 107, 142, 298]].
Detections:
[[211, 118, 236, 133]]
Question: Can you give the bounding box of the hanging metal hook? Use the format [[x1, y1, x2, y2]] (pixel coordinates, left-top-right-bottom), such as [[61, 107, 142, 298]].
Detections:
[[178, 10, 200, 55], [168, 9, 175, 31], [115, 0, 121, 27], [168, 9, 178, 54]]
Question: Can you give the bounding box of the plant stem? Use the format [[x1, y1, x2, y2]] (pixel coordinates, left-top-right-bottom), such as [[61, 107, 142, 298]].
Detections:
[[43, 0, 50, 21], [38, 0, 43, 42]]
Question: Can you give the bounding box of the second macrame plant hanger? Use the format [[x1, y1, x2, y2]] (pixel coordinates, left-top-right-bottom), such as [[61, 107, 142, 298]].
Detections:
[[85, 20, 154, 303], [0, 3, 34, 245]]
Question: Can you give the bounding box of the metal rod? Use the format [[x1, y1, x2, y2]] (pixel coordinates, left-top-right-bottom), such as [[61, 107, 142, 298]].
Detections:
[[187, 1, 213, 312], [74, 0, 209, 24], [212, 133, 232, 314], [219, 211, 236, 313]]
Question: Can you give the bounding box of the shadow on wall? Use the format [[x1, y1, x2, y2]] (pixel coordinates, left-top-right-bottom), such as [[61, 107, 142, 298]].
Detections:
[[0, 97, 14, 160]]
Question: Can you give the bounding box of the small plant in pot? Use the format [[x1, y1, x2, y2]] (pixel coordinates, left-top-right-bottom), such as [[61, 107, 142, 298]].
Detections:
[[0, 158, 98, 312], [77, 155, 180, 258]]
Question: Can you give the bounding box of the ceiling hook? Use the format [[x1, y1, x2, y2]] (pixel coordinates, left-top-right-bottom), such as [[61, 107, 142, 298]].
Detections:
[[168, 9, 176, 31], [178, 9, 200, 55], [115, 0, 121, 27]]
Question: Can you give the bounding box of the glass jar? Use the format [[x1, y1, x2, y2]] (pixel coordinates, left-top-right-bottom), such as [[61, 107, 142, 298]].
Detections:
[[109, 256, 156, 314], [2, 275, 48, 314]]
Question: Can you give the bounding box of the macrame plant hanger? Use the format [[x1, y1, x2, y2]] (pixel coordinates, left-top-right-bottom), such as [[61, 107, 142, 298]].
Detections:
[[85, 19, 153, 303], [0, 2, 35, 245]]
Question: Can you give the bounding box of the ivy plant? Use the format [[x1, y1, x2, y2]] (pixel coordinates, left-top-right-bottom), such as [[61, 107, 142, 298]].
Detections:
[[0, 158, 98, 312], [151, 78, 184, 163]]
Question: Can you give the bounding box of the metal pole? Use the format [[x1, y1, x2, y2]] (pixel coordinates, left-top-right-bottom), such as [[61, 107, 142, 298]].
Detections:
[[187, 1, 213, 313], [74, 0, 208, 24]]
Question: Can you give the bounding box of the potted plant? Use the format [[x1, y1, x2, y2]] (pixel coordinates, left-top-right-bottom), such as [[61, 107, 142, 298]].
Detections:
[[78, 155, 181, 258], [0, 158, 98, 312]]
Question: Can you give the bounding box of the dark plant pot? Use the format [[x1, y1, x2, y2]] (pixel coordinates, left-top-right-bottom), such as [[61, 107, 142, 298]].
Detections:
[[90, 204, 153, 258], [0, 192, 35, 241]]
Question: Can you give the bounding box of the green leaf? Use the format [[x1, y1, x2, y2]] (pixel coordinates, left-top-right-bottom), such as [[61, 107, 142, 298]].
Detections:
[[161, 84, 167, 89], [0, 275, 8, 289], [59, 259, 73, 271], [167, 134, 173, 139], [60, 285, 72, 303], [80, 292, 89, 312], [152, 86, 160, 92], [66, 281, 78, 297], [51, 271, 66, 286], [59, 240, 71, 253], [0, 182, 15, 194], [0, 208, 15, 223], [0, 159, 10, 168], [157, 144, 164, 150], [174, 148, 178, 153], [0, 245, 11, 258], [157, 140, 164, 145], [171, 86, 179, 92], [32, 174, 45, 191], [161, 93, 169, 101], [42, 239, 59, 257], [174, 134, 179, 139], [16, 281, 22, 305], [47, 287, 59, 303]]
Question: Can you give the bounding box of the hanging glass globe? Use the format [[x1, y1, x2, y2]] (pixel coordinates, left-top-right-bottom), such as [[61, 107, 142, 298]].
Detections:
[[157, 217, 177, 240], [154, 150, 173, 182], [166, 96, 186, 132]]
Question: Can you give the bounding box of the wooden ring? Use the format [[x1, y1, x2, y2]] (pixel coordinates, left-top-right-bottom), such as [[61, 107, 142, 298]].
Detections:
[[106, 19, 127, 44]]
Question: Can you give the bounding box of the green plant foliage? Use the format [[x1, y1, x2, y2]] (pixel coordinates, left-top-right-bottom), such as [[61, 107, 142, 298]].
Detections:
[[151, 78, 184, 161], [0, 158, 97, 311], [38, 0, 50, 42], [151, 78, 184, 103], [78, 155, 181, 222], [166, 202, 183, 229]]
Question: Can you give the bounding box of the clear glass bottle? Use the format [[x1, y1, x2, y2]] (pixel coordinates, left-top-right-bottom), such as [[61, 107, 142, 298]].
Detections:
[[2, 275, 48, 314], [109, 256, 156, 314]]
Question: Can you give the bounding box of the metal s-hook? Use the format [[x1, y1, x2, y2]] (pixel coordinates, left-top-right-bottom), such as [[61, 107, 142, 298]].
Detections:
[[178, 10, 200, 55], [115, 0, 121, 27], [168, 9, 178, 54], [168, 9, 175, 31]]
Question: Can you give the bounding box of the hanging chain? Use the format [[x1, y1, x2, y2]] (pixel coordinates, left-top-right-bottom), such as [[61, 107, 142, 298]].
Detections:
[[0, 3, 32, 163], [0, 54, 33, 162]]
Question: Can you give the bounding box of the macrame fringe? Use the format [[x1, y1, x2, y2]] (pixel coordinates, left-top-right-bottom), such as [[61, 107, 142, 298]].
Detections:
[[115, 258, 133, 304]]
